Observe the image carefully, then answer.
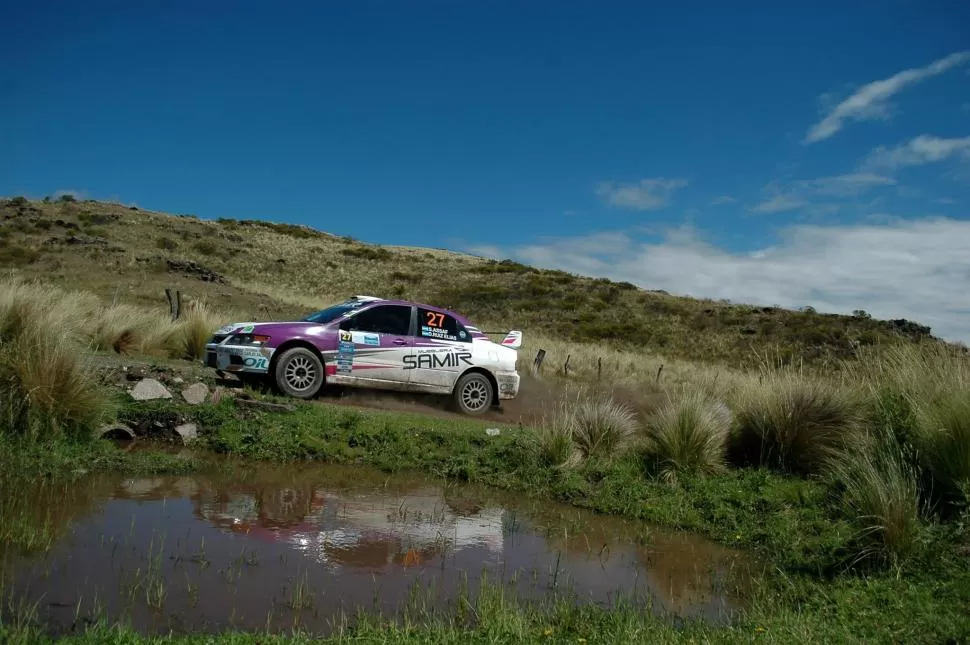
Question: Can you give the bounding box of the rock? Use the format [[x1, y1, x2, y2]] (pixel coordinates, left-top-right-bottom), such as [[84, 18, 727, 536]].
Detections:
[[98, 423, 136, 440], [181, 382, 209, 405], [165, 258, 225, 283], [485, 428, 501, 437], [172, 376, 185, 384], [130, 378, 172, 401], [174, 423, 198, 445]]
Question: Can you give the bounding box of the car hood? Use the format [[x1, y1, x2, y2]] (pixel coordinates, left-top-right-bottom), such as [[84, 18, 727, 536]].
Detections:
[[213, 321, 316, 336]]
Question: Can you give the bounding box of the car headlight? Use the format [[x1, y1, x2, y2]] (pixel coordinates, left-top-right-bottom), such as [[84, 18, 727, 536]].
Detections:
[[227, 333, 271, 347]]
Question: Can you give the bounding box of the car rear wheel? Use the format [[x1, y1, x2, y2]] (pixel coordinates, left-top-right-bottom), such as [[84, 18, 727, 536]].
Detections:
[[453, 372, 493, 416], [274, 347, 324, 399]]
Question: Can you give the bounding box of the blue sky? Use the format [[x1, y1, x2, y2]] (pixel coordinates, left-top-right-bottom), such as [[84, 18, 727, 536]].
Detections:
[[2, 1, 969, 341]]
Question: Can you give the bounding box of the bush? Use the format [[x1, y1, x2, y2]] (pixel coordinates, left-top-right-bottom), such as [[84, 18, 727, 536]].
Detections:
[[733, 369, 862, 475], [642, 390, 732, 482], [826, 424, 923, 569], [913, 390, 970, 509]]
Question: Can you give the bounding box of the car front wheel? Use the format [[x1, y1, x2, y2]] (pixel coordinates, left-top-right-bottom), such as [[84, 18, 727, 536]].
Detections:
[[274, 347, 325, 399], [453, 372, 493, 416]]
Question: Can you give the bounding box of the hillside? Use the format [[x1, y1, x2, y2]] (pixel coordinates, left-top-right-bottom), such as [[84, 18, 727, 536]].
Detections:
[[0, 195, 936, 367]]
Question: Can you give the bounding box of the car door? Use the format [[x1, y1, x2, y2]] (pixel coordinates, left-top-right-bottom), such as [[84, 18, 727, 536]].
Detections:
[[333, 303, 415, 387], [405, 306, 474, 392]]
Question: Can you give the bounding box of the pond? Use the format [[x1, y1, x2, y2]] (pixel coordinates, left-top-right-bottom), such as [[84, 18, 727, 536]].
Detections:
[[0, 462, 758, 637]]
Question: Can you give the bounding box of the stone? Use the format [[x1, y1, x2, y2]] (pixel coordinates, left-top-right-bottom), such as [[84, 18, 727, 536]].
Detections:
[[181, 382, 209, 405], [485, 428, 501, 437], [130, 378, 172, 401], [174, 423, 198, 444]]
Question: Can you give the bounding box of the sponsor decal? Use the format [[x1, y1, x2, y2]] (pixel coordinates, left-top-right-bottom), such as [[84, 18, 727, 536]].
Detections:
[[351, 331, 380, 346], [421, 325, 459, 341], [243, 356, 269, 370], [339, 329, 352, 342], [237, 325, 255, 334], [459, 330, 466, 339], [337, 338, 354, 373], [403, 351, 473, 370]]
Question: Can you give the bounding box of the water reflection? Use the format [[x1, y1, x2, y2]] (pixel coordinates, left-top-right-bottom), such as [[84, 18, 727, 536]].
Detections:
[[1, 464, 758, 636]]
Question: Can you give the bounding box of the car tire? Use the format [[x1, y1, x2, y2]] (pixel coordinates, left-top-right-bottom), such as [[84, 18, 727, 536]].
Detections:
[[453, 372, 493, 416], [273, 347, 325, 399]]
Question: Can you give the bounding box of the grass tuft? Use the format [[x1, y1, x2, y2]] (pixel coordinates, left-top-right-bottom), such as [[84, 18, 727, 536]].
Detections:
[[0, 325, 115, 440], [642, 389, 732, 482], [733, 367, 862, 475], [826, 423, 923, 569], [172, 299, 223, 360], [569, 395, 638, 461]]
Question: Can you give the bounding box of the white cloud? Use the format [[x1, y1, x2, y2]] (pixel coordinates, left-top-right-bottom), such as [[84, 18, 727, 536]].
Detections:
[[752, 193, 805, 214], [595, 178, 688, 210], [711, 195, 736, 205], [751, 173, 894, 213], [804, 50, 970, 144], [473, 217, 970, 344], [860, 134, 970, 172]]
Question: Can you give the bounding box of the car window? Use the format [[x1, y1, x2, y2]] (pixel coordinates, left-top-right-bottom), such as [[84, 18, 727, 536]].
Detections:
[[339, 304, 412, 336], [302, 300, 365, 324], [416, 308, 470, 343]]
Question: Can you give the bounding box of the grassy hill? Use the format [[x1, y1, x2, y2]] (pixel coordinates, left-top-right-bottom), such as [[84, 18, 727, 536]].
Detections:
[[0, 195, 936, 367]]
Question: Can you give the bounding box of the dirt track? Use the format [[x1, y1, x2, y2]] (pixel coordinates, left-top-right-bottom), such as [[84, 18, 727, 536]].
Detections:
[[93, 353, 657, 427]]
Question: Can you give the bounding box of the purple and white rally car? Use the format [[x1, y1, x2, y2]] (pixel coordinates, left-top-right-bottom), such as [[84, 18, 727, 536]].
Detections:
[[205, 295, 523, 415]]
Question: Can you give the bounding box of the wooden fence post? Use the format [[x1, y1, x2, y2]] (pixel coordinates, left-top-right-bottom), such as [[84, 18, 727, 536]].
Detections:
[[656, 364, 664, 383], [563, 354, 571, 376], [165, 288, 182, 321], [597, 357, 602, 380], [532, 349, 546, 375]]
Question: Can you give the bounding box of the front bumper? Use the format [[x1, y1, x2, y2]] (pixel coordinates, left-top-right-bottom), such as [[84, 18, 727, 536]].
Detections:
[[204, 343, 274, 374], [496, 370, 520, 400]]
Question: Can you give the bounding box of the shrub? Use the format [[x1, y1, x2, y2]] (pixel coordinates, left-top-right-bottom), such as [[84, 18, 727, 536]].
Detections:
[[642, 390, 732, 482], [733, 369, 862, 475], [826, 424, 923, 569], [570, 396, 638, 461]]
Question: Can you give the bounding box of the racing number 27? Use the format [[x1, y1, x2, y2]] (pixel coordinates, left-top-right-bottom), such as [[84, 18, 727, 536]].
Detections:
[[425, 312, 445, 327]]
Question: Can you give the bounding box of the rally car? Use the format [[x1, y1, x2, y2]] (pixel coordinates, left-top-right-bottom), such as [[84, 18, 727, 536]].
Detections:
[[204, 295, 522, 415]]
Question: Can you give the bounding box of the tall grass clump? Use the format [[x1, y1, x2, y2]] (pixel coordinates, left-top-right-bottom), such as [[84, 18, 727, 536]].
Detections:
[[826, 424, 923, 569], [848, 343, 970, 510], [0, 325, 115, 440], [532, 397, 582, 469], [570, 396, 638, 461], [642, 389, 732, 482], [171, 300, 223, 360], [733, 366, 862, 475], [89, 303, 176, 355]]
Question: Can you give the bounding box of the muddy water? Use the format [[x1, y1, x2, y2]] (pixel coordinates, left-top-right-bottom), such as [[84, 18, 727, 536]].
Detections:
[[1, 464, 758, 636]]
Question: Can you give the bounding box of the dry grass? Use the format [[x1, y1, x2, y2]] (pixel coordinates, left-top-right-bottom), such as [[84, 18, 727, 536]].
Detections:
[[642, 389, 733, 482], [732, 363, 863, 475], [568, 394, 639, 461], [0, 318, 115, 440]]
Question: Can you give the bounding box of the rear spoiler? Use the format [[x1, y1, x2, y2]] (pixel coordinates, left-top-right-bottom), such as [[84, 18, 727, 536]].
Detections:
[[500, 330, 522, 350]]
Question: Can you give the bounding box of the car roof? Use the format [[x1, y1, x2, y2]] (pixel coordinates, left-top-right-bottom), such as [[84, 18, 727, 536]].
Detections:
[[352, 296, 476, 328]]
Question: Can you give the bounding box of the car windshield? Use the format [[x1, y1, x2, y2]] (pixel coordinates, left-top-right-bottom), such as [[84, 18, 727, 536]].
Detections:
[[301, 301, 364, 324]]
